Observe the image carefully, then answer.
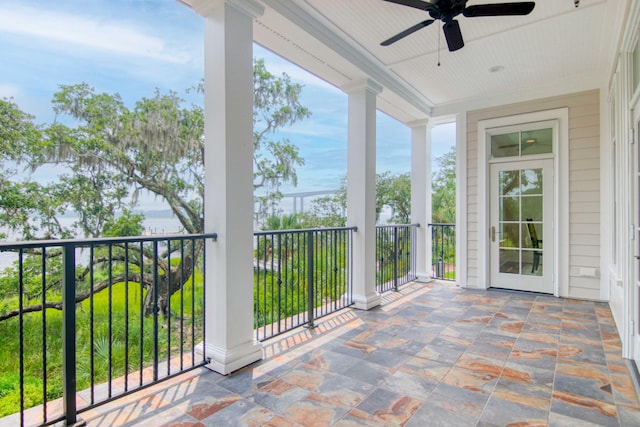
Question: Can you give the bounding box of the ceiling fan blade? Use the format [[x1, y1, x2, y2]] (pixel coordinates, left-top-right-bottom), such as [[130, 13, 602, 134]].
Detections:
[[443, 20, 464, 52], [383, 0, 438, 12], [381, 20, 435, 46], [463, 2, 535, 17]]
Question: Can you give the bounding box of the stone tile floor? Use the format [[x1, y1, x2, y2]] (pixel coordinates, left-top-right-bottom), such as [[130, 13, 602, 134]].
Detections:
[[78, 281, 640, 426]]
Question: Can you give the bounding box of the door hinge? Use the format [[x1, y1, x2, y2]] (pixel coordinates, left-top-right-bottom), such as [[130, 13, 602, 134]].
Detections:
[[631, 224, 636, 240], [631, 127, 636, 144]]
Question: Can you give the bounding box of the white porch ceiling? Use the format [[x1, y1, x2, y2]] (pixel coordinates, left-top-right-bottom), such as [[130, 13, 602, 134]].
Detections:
[[192, 0, 629, 123]]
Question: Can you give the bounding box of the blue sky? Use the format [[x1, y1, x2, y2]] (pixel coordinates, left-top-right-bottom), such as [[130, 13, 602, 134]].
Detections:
[[0, 0, 455, 210]]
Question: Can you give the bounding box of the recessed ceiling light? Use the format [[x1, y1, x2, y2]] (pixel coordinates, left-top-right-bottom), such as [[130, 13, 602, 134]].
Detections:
[[489, 65, 505, 73]]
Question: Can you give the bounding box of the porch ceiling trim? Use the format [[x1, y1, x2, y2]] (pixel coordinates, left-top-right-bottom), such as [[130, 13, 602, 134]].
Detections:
[[261, 0, 433, 117]]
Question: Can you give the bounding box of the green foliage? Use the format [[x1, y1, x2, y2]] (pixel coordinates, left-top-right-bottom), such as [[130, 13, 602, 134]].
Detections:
[[377, 172, 411, 224], [432, 147, 456, 224], [263, 214, 303, 231], [102, 211, 145, 237], [252, 58, 310, 225], [299, 172, 413, 227]]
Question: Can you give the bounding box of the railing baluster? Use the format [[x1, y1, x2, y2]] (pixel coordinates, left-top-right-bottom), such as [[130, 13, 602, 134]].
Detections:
[[152, 242, 159, 382], [62, 243, 78, 425], [277, 233, 282, 335], [41, 246, 47, 424], [139, 241, 144, 388], [90, 245, 95, 404], [18, 250, 24, 427], [306, 230, 315, 329], [167, 239, 172, 376], [124, 242, 130, 392], [108, 243, 113, 399], [180, 241, 185, 370]]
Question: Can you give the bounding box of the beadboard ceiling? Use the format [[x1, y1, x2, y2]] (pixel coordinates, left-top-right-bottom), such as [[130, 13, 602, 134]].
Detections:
[[188, 0, 629, 123]]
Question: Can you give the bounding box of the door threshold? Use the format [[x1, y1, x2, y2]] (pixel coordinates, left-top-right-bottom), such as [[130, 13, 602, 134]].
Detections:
[[488, 287, 555, 297]]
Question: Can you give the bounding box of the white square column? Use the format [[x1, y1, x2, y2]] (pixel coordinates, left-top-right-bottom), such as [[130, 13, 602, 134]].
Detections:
[[344, 79, 382, 310], [409, 120, 432, 281], [194, 0, 264, 375]]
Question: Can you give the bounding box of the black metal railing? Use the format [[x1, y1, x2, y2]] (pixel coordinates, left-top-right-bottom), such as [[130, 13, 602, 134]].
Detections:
[[253, 227, 355, 341], [0, 233, 215, 427], [429, 223, 455, 280], [375, 224, 418, 293]]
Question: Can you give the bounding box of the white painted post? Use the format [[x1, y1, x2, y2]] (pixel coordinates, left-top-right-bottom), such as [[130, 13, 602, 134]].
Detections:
[[344, 79, 382, 310], [409, 119, 432, 281], [194, 0, 264, 375]]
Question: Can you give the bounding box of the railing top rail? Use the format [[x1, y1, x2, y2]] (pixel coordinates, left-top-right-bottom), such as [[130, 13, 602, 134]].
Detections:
[[253, 226, 357, 236], [428, 223, 455, 227], [0, 232, 218, 251], [375, 223, 420, 229]]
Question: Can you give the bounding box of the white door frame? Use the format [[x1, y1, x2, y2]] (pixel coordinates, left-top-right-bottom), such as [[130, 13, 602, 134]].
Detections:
[[631, 102, 640, 364], [477, 108, 569, 295]]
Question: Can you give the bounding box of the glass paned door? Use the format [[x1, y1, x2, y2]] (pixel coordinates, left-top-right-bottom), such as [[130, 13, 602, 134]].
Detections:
[[490, 159, 553, 293]]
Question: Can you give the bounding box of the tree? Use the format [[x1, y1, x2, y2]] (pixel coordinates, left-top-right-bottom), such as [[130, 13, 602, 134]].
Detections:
[[253, 59, 310, 223], [377, 172, 411, 224], [432, 146, 456, 224], [299, 172, 411, 227], [0, 58, 311, 319]]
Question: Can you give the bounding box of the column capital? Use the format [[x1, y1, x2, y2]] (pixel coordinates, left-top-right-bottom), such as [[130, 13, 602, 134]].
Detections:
[[407, 118, 430, 129], [341, 78, 383, 96], [191, 0, 264, 19]]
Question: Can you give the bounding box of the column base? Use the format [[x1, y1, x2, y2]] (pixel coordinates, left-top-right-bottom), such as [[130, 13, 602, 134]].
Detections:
[[196, 341, 263, 375], [415, 272, 433, 283], [352, 292, 381, 310]]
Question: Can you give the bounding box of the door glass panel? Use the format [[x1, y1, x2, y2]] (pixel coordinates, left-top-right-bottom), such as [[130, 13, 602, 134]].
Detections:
[[500, 223, 519, 248], [497, 166, 545, 277], [521, 196, 543, 222], [492, 132, 520, 158], [522, 250, 543, 276], [500, 249, 519, 274], [521, 128, 553, 156], [500, 170, 520, 195], [521, 169, 542, 194], [500, 197, 519, 221], [522, 223, 543, 250]]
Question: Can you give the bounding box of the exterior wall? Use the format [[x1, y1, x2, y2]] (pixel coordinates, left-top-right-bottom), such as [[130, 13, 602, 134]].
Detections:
[[465, 90, 601, 299]]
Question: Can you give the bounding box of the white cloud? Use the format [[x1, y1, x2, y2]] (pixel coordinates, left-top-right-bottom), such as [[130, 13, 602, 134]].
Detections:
[[0, 84, 21, 99], [0, 5, 191, 64]]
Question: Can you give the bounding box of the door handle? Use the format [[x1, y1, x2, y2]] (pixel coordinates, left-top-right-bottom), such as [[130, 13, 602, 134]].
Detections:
[[491, 226, 496, 242]]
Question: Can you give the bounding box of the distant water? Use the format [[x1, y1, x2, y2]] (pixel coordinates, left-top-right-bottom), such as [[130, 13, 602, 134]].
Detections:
[[0, 217, 182, 271]]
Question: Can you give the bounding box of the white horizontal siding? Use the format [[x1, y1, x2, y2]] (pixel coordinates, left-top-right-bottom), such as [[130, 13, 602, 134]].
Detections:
[[465, 90, 600, 299]]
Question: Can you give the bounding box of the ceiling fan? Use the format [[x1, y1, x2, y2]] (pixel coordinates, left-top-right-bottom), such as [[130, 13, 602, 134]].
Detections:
[[381, 0, 536, 52]]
